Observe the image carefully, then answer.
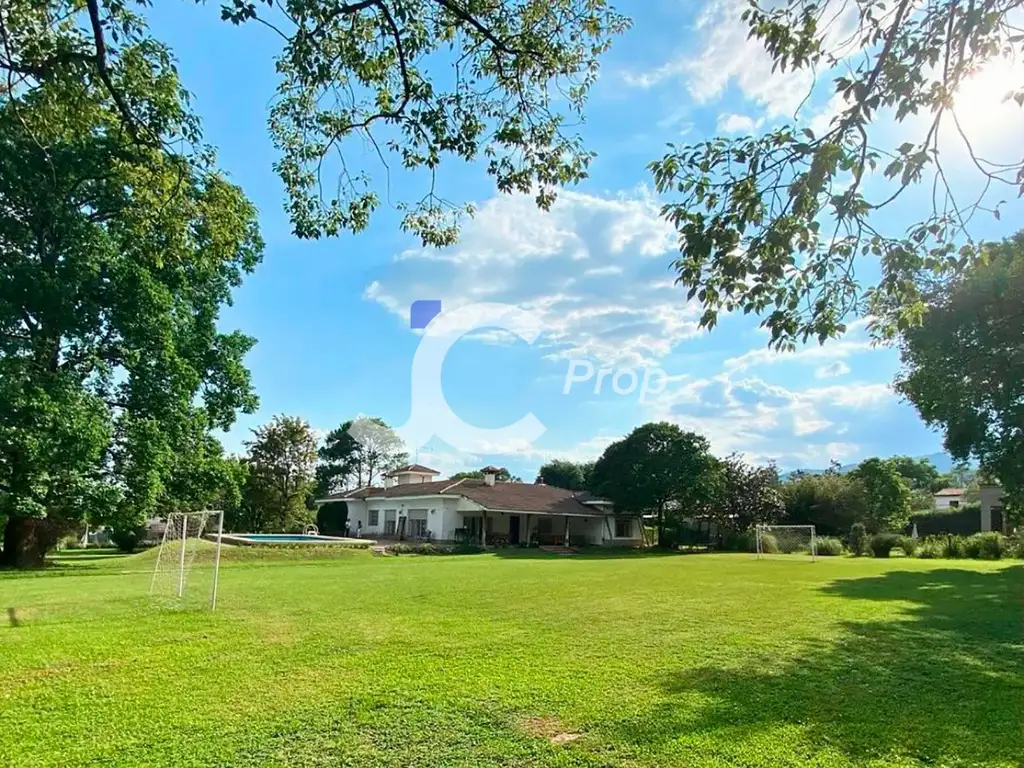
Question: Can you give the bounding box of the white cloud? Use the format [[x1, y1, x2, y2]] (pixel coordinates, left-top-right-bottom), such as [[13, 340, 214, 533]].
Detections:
[[724, 338, 873, 372], [644, 373, 894, 466], [815, 360, 851, 379], [364, 188, 705, 366], [625, 0, 859, 121], [717, 113, 764, 133]]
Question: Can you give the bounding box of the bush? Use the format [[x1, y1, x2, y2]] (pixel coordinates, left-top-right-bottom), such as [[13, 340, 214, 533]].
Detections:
[[898, 536, 919, 557], [909, 504, 983, 536], [849, 523, 869, 556], [868, 533, 901, 558], [720, 529, 754, 552], [758, 532, 780, 554], [916, 538, 944, 559], [1009, 537, 1024, 560], [941, 534, 966, 558], [110, 527, 144, 553], [968, 532, 1005, 560], [814, 536, 844, 556]]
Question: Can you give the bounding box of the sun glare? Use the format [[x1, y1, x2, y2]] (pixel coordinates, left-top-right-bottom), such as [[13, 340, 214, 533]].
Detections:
[[951, 58, 1024, 144]]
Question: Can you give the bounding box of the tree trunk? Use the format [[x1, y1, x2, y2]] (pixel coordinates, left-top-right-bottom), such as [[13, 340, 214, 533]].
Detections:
[[1, 516, 59, 568]]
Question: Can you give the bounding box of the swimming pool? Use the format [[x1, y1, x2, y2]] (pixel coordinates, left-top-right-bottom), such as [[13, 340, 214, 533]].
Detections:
[[217, 533, 373, 547]]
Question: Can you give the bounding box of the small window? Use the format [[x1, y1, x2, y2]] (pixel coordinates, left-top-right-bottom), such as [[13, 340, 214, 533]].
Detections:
[[949, 500, 960, 508], [368, 510, 379, 526], [615, 518, 632, 538]]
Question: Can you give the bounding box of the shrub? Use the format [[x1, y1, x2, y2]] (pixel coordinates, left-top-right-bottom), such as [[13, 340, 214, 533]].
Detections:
[[898, 536, 919, 557], [814, 536, 844, 556], [1009, 537, 1024, 560], [968, 532, 1005, 560], [868, 533, 901, 558], [909, 505, 983, 536], [758, 532, 780, 554], [720, 530, 754, 552], [916, 539, 944, 559], [849, 523, 869, 556], [110, 527, 144, 553], [942, 535, 966, 559]]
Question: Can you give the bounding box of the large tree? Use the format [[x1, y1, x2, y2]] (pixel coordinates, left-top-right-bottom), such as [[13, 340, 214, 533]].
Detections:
[[713, 453, 784, 534], [0, 38, 261, 566], [780, 467, 868, 535], [235, 415, 319, 532], [849, 457, 913, 532], [887, 456, 941, 492], [589, 422, 719, 548], [449, 467, 521, 482], [1, 0, 628, 245], [649, 0, 1023, 348], [536, 459, 591, 491], [316, 416, 407, 493], [896, 232, 1024, 520]]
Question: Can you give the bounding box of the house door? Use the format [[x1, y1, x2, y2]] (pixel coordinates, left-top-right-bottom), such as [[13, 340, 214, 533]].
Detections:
[[509, 515, 521, 545]]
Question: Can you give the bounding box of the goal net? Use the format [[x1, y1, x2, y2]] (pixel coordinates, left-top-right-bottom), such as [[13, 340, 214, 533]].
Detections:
[[756, 524, 817, 561], [149, 510, 224, 609]]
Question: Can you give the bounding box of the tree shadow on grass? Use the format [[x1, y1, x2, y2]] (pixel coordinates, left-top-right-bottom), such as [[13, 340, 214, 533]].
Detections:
[[614, 566, 1024, 765]]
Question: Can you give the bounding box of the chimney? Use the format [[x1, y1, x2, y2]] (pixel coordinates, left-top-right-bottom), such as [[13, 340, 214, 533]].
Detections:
[[481, 466, 499, 486]]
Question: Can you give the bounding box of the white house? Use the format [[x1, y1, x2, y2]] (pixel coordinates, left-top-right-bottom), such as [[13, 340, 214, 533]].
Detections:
[[316, 465, 643, 547], [933, 487, 966, 510]]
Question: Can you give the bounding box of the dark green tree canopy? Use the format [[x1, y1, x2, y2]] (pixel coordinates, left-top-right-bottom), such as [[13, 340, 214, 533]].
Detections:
[[2, 0, 629, 245], [0, 34, 261, 565], [849, 457, 913, 532], [896, 231, 1024, 516], [316, 416, 408, 493], [536, 459, 591, 491], [234, 415, 320, 533], [649, 0, 1023, 348], [590, 422, 719, 547], [449, 467, 521, 482]]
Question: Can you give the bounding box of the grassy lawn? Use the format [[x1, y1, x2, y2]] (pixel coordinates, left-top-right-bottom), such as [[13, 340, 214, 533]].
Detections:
[[1, 550, 1021, 767]]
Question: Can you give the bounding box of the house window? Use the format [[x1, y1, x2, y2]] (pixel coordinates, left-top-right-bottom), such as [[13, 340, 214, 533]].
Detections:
[[949, 500, 960, 508], [536, 517, 553, 534], [615, 518, 632, 538], [409, 518, 428, 539], [368, 510, 379, 527]]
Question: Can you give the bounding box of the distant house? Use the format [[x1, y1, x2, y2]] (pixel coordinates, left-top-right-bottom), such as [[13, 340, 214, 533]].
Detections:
[[315, 465, 642, 547], [933, 487, 966, 510]]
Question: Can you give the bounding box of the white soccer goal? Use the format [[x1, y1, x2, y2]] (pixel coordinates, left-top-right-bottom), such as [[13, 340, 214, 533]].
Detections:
[[755, 524, 817, 561], [149, 510, 224, 609]]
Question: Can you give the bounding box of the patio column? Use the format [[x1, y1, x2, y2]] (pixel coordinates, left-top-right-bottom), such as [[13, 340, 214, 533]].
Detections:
[[564, 516, 570, 547], [481, 511, 488, 547]]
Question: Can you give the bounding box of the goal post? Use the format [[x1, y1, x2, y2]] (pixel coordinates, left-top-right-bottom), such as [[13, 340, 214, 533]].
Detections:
[[149, 510, 224, 609], [756, 524, 817, 561]]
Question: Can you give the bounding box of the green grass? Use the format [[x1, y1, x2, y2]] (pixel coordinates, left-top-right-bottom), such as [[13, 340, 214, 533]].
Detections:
[[2, 550, 1021, 767]]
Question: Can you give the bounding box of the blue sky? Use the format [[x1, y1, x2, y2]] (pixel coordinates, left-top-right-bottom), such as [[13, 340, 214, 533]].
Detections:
[[147, 0, 1024, 479]]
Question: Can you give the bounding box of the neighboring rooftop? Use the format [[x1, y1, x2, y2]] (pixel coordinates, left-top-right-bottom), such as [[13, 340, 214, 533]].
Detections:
[[934, 487, 966, 497]]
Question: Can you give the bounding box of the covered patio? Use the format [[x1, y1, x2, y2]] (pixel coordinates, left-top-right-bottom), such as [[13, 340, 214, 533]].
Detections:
[[456, 510, 611, 547]]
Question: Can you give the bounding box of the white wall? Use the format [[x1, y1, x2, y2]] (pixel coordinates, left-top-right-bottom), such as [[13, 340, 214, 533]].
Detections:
[[337, 499, 641, 546], [934, 496, 963, 510]]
